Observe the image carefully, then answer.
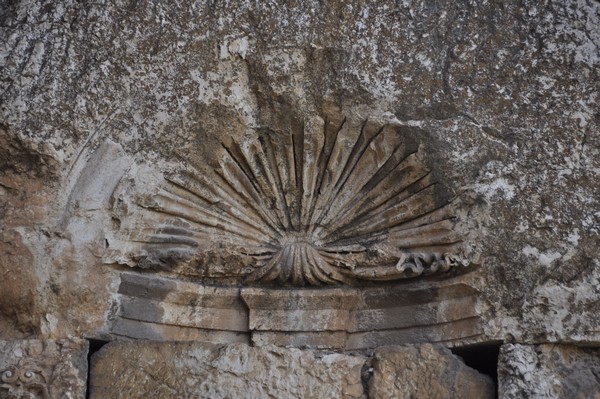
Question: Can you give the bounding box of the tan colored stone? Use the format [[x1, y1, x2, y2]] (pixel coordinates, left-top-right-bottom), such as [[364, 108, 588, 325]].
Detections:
[[111, 272, 249, 343], [110, 274, 485, 348], [347, 317, 484, 350], [0, 339, 88, 399], [110, 318, 249, 344], [242, 287, 358, 331], [347, 277, 483, 350], [251, 331, 348, 350], [0, 231, 39, 338], [369, 344, 495, 399], [90, 341, 366, 399], [498, 344, 600, 399]]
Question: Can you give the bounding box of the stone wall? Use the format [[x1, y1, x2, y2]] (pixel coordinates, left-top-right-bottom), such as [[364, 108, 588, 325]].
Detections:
[[1, 0, 599, 397]]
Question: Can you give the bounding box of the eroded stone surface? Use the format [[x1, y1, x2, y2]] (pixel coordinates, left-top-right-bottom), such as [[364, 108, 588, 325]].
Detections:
[[0, 0, 598, 349], [240, 275, 484, 350], [109, 115, 469, 286], [498, 344, 600, 399], [347, 274, 483, 349], [0, 339, 88, 399], [110, 272, 250, 343], [242, 287, 357, 337], [106, 273, 485, 348], [90, 341, 366, 399], [369, 344, 495, 399]]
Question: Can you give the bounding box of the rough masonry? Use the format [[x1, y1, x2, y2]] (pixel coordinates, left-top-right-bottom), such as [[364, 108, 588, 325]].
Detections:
[[1, 0, 599, 397]]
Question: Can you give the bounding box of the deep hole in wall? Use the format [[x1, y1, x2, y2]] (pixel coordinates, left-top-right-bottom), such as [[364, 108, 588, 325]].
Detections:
[[85, 339, 109, 399], [451, 343, 501, 388]]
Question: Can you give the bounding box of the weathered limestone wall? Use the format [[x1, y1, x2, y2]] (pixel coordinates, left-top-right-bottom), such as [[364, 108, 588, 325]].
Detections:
[[498, 344, 600, 399], [1, 0, 599, 397], [1, 340, 599, 398]]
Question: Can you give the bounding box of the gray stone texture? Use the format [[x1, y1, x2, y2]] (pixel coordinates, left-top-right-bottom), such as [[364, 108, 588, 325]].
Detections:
[[89, 341, 366, 399], [0, 339, 88, 399], [498, 343, 600, 399], [1, 1, 599, 397], [1, 0, 598, 345], [369, 344, 495, 399]]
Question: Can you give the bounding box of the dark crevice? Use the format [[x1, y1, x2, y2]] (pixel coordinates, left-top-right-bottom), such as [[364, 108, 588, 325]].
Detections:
[[451, 342, 501, 395], [85, 339, 109, 399], [360, 357, 373, 398]]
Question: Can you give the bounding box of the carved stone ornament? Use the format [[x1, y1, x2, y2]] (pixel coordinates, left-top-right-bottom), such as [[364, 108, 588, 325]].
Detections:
[[0, 362, 50, 399], [121, 112, 470, 286], [0, 340, 87, 399]]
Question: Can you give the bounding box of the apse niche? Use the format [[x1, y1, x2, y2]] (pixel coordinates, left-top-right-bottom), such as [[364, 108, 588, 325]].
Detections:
[[98, 110, 484, 349]]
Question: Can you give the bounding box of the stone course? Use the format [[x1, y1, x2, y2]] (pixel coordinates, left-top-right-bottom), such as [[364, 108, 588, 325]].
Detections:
[[90, 341, 366, 399]]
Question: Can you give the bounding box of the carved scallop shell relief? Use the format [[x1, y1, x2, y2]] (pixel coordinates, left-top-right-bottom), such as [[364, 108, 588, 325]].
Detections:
[[115, 112, 471, 286]]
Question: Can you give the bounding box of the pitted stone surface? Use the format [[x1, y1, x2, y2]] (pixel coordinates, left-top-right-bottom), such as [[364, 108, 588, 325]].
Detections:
[[2, 1, 600, 397], [90, 341, 366, 399], [369, 344, 495, 399], [498, 344, 600, 399], [0, 0, 599, 358]]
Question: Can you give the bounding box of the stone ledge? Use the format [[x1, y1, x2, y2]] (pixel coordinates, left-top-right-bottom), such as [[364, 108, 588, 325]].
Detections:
[[109, 271, 484, 350]]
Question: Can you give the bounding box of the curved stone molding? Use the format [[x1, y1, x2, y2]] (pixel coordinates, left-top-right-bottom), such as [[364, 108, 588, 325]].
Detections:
[[122, 112, 470, 286], [108, 271, 484, 350], [111, 272, 249, 344]]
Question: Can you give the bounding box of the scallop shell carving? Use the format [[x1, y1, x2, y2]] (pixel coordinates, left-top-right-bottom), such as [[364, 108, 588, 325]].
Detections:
[[130, 113, 469, 286]]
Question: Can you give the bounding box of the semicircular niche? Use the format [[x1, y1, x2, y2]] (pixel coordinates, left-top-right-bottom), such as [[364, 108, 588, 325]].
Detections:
[[117, 112, 471, 286]]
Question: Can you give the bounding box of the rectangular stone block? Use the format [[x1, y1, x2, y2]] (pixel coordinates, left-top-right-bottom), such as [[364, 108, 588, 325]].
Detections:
[[90, 341, 366, 399], [120, 296, 247, 331], [341, 278, 483, 349], [241, 287, 358, 333], [369, 344, 495, 399], [0, 339, 88, 399]]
